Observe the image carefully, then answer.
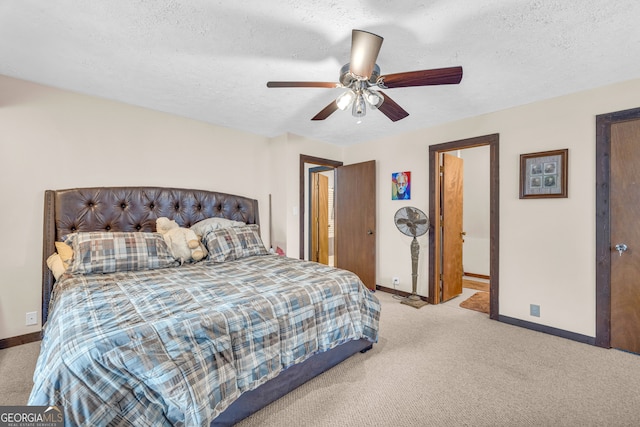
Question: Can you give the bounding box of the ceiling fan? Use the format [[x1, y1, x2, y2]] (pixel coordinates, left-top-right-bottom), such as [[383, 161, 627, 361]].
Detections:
[[266, 29, 463, 122]]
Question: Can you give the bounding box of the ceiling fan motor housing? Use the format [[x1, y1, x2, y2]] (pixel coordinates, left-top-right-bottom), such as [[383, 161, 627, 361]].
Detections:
[[339, 63, 381, 87]]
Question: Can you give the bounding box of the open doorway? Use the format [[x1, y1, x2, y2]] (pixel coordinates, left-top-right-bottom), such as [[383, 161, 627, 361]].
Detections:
[[428, 134, 500, 320], [309, 167, 335, 266]]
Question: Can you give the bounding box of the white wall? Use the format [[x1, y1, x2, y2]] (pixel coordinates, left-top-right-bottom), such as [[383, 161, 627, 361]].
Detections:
[[344, 78, 640, 338], [266, 134, 288, 252]]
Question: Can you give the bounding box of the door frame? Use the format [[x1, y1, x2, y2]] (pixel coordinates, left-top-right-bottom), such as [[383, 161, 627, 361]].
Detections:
[[595, 106, 640, 348], [299, 155, 343, 259], [428, 134, 500, 320]]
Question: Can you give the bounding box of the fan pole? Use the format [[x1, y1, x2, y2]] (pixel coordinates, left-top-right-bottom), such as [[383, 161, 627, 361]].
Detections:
[[410, 236, 419, 295], [401, 236, 428, 308]]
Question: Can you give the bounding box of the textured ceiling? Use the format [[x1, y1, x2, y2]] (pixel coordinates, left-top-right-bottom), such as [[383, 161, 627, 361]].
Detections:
[[1, 1, 640, 145]]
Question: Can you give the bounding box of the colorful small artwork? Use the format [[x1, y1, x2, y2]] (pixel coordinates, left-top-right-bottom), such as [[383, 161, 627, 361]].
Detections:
[[392, 171, 411, 200]]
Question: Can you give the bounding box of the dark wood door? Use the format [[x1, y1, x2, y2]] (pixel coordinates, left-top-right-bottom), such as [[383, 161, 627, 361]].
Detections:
[[441, 153, 464, 302], [335, 160, 376, 289], [610, 119, 640, 353], [311, 173, 329, 264]]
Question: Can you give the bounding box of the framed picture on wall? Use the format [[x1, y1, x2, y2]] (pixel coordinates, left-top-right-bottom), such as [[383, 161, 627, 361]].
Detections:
[[519, 149, 568, 199], [392, 171, 411, 200]]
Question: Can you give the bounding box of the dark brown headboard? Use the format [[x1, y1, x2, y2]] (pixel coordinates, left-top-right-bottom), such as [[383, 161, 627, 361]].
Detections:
[[41, 186, 259, 325]]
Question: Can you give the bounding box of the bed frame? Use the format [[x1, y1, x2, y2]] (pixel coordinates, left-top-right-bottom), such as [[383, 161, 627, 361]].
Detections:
[[41, 186, 372, 425]]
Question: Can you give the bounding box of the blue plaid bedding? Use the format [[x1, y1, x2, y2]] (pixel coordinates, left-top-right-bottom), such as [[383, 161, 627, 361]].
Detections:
[[29, 255, 380, 426]]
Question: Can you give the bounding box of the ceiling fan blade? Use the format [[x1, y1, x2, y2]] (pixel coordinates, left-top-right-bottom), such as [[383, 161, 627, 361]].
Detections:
[[267, 81, 340, 88], [377, 91, 409, 122], [311, 101, 339, 121], [378, 66, 463, 89], [349, 29, 383, 79]]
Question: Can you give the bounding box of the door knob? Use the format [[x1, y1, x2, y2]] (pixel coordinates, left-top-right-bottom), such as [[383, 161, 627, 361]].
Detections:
[[367, 229, 374, 235], [615, 243, 628, 256]]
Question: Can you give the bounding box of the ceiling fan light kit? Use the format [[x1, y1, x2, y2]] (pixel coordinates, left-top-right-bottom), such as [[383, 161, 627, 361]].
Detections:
[[266, 29, 463, 122], [336, 78, 383, 118]]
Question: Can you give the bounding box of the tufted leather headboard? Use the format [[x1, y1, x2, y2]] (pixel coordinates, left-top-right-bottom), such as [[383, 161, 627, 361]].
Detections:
[[41, 186, 259, 325]]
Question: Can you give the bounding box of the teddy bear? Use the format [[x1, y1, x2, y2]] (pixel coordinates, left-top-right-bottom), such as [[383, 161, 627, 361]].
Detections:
[[156, 217, 207, 264]]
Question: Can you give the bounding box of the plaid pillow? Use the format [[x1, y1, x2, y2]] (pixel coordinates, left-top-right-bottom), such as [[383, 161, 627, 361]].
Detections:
[[67, 232, 179, 274], [203, 224, 268, 262], [190, 217, 246, 236]]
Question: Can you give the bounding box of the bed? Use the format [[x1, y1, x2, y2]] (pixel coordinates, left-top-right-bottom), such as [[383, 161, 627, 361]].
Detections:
[[31, 186, 380, 426]]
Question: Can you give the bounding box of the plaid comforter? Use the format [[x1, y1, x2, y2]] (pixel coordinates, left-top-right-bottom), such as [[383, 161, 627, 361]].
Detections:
[[29, 255, 380, 426]]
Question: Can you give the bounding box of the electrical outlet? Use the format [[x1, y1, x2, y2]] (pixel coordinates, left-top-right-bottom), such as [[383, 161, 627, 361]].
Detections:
[[392, 277, 400, 286], [530, 304, 540, 317], [26, 311, 38, 326]]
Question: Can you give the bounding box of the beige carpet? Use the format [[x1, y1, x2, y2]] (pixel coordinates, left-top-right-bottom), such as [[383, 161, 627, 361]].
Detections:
[[0, 340, 40, 405], [3, 291, 640, 426]]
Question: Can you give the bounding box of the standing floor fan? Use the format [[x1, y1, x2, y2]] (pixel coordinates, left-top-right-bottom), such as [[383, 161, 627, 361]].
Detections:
[[394, 207, 430, 308]]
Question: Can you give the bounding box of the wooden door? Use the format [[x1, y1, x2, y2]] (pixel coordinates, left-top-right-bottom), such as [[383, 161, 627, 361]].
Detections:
[[610, 119, 640, 353], [441, 153, 464, 302], [311, 173, 329, 264], [335, 160, 376, 290]]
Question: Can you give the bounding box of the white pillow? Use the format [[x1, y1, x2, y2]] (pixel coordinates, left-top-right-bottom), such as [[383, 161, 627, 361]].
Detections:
[[190, 217, 246, 236]]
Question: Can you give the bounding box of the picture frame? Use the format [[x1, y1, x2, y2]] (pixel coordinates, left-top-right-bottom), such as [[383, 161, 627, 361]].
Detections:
[[391, 171, 411, 200], [519, 149, 568, 199]]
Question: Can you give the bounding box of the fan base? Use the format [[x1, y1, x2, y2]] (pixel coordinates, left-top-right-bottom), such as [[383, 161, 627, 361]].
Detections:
[[401, 295, 429, 309]]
